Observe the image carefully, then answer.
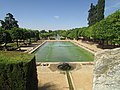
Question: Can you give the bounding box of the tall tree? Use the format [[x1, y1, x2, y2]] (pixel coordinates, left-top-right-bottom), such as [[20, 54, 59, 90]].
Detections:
[[97, 0, 105, 22], [88, 0, 105, 26], [88, 3, 97, 26], [0, 13, 19, 30]]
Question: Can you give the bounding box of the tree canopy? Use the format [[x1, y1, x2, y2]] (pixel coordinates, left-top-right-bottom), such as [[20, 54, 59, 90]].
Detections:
[[88, 0, 105, 26], [0, 13, 19, 30], [59, 10, 120, 48]]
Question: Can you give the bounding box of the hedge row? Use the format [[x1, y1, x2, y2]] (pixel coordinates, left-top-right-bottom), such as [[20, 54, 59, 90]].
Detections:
[[0, 51, 38, 90], [58, 10, 120, 46]]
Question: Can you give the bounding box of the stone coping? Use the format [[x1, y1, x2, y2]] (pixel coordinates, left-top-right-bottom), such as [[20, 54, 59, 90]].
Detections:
[[70, 40, 95, 54], [28, 41, 47, 54], [36, 62, 94, 66], [27, 40, 70, 54]]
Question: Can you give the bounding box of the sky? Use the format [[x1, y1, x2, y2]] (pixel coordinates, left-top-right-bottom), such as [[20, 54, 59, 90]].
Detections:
[[0, 0, 120, 31]]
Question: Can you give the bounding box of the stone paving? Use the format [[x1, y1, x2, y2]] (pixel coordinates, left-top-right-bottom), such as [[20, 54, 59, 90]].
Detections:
[[37, 65, 69, 90], [70, 65, 93, 90], [37, 63, 93, 90]]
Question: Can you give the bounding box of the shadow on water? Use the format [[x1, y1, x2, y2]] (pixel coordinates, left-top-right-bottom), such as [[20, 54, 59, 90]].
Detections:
[[38, 82, 58, 90]]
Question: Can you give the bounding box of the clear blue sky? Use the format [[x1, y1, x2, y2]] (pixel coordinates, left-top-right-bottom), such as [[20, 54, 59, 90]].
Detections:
[[0, 0, 120, 30]]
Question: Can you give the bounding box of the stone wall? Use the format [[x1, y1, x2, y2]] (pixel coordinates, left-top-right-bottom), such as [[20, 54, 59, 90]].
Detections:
[[93, 48, 120, 90]]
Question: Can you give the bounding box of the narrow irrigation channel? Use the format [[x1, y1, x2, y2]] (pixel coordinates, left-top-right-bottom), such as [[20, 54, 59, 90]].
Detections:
[[57, 63, 75, 90], [66, 71, 74, 90]]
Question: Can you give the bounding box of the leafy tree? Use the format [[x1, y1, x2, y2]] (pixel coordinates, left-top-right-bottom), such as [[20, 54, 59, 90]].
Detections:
[[0, 13, 19, 50], [92, 10, 120, 46], [71, 28, 79, 40], [60, 30, 68, 38], [48, 30, 52, 33], [40, 30, 47, 33], [34, 30, 40, 41], [23, 29, 31, 44], [66, 30, 74, 40], [10, 28, 24, 48], [2, 31, 12, 50], [0, 27, 4, 43], [0, 13, 19, 30], [57, 10, 120, 48]]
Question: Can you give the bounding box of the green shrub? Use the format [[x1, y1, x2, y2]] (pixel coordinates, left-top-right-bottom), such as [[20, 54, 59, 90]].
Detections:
[[0, 51, 38, 90], [49, 37, 55, 40], [60, 37, 66, 40]]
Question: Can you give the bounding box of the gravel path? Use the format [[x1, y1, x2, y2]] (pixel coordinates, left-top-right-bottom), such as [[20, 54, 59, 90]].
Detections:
[[73, 40, 103, 53]]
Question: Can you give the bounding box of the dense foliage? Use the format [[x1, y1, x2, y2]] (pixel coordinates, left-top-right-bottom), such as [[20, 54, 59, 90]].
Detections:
[[0, 51, 38, 90], [0, 13, 40, 50], [39, 30, 57, 40], [0, 28, 40, 49], [97, 0, 105, 22], [0, 13, 19, 30], [88, 0, 105, 26], [59, 10, 120, 48]]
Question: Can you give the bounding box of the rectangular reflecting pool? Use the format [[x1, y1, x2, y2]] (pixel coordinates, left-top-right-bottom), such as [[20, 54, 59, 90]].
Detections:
[[35, 41, 94, 62]]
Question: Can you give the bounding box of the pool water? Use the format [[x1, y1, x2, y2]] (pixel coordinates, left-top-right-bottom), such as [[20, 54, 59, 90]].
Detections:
[[35, 41, 94, 62]]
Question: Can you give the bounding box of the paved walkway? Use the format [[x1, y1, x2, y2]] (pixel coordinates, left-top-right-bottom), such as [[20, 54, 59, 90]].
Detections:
[[72, 40, 103, 53], [37, 63, 93, 90], [37, 66, 69, 90], [70, 65, 93, 90]]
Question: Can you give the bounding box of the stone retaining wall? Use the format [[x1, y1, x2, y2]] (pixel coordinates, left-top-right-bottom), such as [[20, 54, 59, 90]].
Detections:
[[93, 48, 120, 90]]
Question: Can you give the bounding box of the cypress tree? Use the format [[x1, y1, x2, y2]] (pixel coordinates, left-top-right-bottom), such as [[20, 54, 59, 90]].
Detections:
[[88, 3, 97, 26], [97, 0, 105, 22], [88, 0, 105, 26]]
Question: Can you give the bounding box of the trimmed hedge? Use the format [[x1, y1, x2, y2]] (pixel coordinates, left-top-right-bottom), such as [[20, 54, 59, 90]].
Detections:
[[60, 37, 66, 40], [0, 51, 38, 90], [49, 37, 55, 40]]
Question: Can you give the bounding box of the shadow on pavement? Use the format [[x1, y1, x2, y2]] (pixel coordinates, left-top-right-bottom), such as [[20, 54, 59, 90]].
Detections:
[[38, 82, 58, 90]]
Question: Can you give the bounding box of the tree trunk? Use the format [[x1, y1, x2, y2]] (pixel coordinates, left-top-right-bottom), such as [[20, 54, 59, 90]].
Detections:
[[4, 43, 7, 51], [16, 39, 19, 48], [29, 38, 31, 45]]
